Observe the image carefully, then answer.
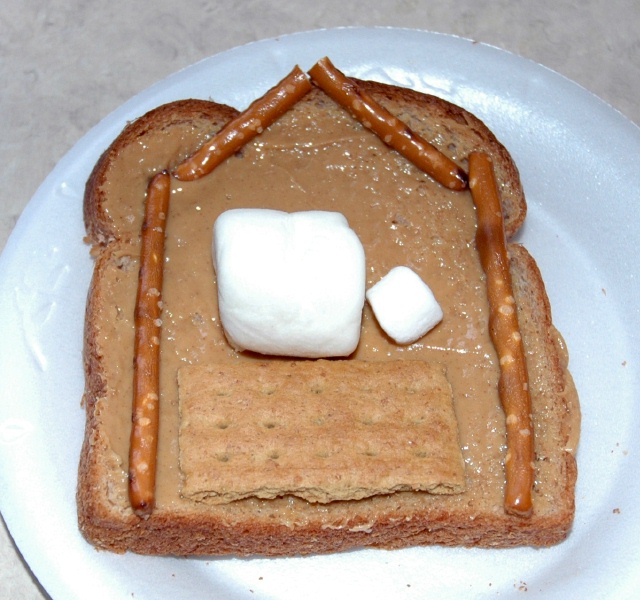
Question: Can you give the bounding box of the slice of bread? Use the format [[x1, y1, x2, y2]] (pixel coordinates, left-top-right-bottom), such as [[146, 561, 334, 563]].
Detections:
[[78, 77, 579, 556]]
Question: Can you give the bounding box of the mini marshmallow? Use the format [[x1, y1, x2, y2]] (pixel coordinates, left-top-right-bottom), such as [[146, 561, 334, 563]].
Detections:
[[212, 208, 365, 358], [366, 266, 443, 345]]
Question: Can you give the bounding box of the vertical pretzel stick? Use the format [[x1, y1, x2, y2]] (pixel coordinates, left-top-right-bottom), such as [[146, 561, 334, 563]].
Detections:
[[468, 151, 534, 518], [129, 170, 170, 516], [308, 56, 468, 191], [172, 65, 312, 181]]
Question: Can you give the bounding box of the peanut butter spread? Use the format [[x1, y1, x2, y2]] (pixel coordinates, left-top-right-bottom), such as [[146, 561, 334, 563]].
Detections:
[[91, 91, 576, 522]]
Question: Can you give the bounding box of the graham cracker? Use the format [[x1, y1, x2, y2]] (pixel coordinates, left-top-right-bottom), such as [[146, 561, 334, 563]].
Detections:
[[178, 359, 466, 504]]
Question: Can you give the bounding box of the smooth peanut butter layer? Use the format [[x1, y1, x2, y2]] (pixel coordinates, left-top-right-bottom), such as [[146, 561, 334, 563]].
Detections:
[[178, 360, 465, 504], [87, 87, 507, 510]]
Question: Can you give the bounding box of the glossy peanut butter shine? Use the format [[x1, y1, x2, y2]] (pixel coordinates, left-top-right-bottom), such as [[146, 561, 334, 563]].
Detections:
[[92, 91, 567, 522]]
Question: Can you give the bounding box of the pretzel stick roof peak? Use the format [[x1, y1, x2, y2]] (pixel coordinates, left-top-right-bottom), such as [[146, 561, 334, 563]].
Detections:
[[129, 170, 171, 516], [468, 151, 534, 518], [173, 65, 312, 181], [308, 56, 468, 192]]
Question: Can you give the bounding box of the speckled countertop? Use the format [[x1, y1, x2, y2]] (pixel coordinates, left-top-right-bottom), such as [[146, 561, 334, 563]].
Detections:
[[1, 0, 638, 598]]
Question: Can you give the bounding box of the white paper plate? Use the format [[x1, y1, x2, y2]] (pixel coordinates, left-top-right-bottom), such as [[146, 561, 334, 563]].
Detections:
[[1, 27, 639, 600]]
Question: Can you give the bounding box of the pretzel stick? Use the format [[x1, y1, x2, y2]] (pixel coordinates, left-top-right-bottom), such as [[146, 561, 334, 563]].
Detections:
[[308, 56, 468, 191], [129, 170, 170, 516], [468, 151, 534, 518], [173, 65, 312, 181]]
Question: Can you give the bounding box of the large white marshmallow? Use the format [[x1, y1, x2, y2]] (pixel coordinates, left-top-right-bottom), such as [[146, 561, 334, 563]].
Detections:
[[212, 208, 366, 358], [366, 266, 443, 345]]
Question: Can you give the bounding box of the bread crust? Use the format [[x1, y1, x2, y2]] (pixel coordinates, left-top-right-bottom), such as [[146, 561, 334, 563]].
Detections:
[[354, 80, 526, 238], [84, 99, 240, 246], [78, 80, 578, 556]]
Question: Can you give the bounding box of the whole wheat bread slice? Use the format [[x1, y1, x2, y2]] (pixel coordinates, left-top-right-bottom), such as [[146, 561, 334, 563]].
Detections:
[[78, 77, 579, 556]]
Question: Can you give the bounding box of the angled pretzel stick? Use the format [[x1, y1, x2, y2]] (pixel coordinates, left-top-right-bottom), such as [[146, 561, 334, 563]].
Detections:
[[129, 170, 170, 516], [468, 151, 534, 518], [173, 65, 312, 181], [308, 56, 468, 191]]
